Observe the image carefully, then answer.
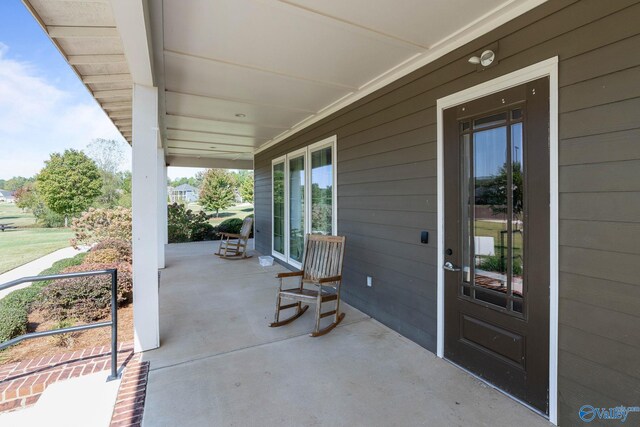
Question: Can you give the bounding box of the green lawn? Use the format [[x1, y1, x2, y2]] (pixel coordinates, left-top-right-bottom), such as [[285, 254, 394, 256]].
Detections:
[[475, 219, 523, 257], [0, 203, 74, 274], [186, 202, 254, 227], [0, 202, 40, 228]]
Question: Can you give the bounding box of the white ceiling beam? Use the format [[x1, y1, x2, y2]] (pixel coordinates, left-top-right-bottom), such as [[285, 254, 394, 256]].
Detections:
[[83, 74, 132, 84], [48, 26, 119, 38], [68, 54, 127, 65], [164, 50, 357, 91], [110, 0, 154, 86], [166, 156, 253, 170], [165, 114, 287, 131], [167, 139, 256, 150], [94, 89, 131, 99], [164, 90, 315, 114], [102, 101, 132, 111]]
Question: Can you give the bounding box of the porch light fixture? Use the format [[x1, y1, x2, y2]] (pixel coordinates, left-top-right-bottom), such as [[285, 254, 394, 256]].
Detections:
[[468, 50, 495, 67], [235, 113, 246, 118]]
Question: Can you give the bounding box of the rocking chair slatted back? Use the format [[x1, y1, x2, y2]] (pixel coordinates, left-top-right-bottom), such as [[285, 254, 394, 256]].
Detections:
[[239, 216, 253, 239], [303, 234, 345, 282]]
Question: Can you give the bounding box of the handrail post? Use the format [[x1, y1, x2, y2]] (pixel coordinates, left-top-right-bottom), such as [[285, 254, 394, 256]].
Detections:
[[107, 268, 120, 381]]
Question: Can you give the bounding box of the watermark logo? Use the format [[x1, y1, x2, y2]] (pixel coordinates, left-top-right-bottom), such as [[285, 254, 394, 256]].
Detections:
[[579, 405, 640, 423]]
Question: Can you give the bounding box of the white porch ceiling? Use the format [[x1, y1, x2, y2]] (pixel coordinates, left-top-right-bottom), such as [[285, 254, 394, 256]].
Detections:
[[22, 0, 547, 167], [154, 0, 545, 165]]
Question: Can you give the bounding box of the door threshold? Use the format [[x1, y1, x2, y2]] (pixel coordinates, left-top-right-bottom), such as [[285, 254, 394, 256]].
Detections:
[[443, 358, 550, 422]]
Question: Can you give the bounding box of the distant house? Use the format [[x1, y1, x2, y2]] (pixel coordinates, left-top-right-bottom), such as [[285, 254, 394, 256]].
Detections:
[[169, 184, 199, 203], [0, 190, 15, 203]]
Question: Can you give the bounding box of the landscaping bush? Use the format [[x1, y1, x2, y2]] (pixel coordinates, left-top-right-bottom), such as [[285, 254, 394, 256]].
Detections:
[[91, 239, 132, 263], [38, 252, 88, 287], [71, 207, 132, 248], [168, 203, 215, 243], [38, 262, 133, 322], [0, 305, 27, 343], [476, 255, 523, 276], [84, 248, 121, 265], [218, 216, 253, 237], [0, 252, 88, 345]]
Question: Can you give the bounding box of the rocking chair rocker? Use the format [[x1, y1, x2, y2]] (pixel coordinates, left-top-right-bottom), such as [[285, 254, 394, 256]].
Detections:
[[269, 234, 346, 337], [215, 216, 253, 260]]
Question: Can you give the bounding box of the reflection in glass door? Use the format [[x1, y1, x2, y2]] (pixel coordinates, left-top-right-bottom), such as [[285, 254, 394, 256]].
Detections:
[[289, 154, 305, 264], [460, 108, 525, 314], [310, 146, 333, 235]]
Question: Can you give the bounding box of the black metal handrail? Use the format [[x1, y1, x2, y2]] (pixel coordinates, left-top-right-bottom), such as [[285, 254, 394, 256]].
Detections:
[[0, 269, 121, 381]]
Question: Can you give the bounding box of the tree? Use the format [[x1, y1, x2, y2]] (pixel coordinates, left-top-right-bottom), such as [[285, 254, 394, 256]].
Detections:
[[239, 173, 254, 203], [37, 149, 102, 226], [14, 183, 64, 227], [1, 176, 34, 191], [477, 161, 524, 224], [199, 169, 236, 217], [86, 138, 127, 208]]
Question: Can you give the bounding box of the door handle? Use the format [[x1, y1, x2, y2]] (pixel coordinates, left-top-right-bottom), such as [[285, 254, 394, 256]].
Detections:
[[443, 261, 461, 272]]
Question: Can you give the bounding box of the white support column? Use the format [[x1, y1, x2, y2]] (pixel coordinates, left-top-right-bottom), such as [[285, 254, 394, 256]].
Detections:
[[132, 84, 160, 353], [157, 147, 167, 269]]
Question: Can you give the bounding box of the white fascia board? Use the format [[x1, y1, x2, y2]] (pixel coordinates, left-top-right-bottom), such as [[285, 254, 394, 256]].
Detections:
[[109, 0, 154, 86]]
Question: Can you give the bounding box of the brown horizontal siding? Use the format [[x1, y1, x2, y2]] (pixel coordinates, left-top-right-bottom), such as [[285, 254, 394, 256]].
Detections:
[[254, 1, 640, 424]]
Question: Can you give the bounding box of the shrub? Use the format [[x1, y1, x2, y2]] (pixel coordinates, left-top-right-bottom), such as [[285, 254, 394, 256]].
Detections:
[[71, 207, 132, 248], [218, 216, 253, 237], [0, 252, 89, 345], [38, 262, 133, 322], [217, 218, 244, 234], [91, 239, 132, 263], [476, 255, 523, 276], [0, 305, 27, 343], [38, 252, 88, 287], [84, 248, 121, 265], [168, 203, 215, 243]]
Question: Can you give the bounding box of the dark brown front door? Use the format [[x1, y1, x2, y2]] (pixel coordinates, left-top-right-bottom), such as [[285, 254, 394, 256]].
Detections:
[[443, 77, 550, 413]]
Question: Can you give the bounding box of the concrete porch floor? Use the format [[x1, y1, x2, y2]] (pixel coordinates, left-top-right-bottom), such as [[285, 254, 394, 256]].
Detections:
[[142, 242, 550, 427]]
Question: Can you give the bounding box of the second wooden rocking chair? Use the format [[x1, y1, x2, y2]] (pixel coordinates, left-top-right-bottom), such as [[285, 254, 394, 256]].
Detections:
[[215, 216, 253, 260], [269, 234, 346, 337]]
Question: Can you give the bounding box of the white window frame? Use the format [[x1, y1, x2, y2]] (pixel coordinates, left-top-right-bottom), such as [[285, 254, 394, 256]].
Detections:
[[271, 135, 337, 268], [271, 156, 287, 262]]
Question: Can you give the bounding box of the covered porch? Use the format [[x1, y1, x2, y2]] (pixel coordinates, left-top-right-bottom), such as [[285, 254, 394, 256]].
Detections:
[[141, 242, 548, 426]]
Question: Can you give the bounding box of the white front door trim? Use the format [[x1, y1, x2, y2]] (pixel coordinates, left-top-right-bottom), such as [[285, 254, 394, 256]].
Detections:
[[435, 57, 559, 425]]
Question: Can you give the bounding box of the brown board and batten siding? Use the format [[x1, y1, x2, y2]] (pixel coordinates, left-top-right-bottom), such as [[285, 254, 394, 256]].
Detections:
[[254, 1, 640, 424]]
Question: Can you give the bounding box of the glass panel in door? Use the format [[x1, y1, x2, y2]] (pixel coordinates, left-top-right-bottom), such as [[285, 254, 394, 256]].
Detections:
[[273, 162, 285, 256], [289, 155, 305, 263], [310, 146, 333, 235]]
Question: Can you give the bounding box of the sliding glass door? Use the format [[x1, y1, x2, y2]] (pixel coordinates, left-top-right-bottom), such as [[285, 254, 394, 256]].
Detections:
[[272, 136, 337, 267]]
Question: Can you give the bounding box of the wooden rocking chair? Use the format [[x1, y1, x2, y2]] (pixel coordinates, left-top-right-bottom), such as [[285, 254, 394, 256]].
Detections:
[[215, 216, 253, 260], [269, 234, 346, 337]]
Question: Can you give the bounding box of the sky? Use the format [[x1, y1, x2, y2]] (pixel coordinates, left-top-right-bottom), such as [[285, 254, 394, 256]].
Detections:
[[0, 1, 133, 180]]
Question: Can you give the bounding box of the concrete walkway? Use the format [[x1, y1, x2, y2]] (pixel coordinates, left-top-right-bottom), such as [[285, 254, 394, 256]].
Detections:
[[141, 242, 550, 427], [0, 246, 87, 300]]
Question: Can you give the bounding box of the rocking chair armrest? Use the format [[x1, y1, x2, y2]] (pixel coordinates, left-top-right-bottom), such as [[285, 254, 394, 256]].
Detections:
[[219, 232, 241, 238], [277, 271, 304, 279], [317, 275, 342, 284]]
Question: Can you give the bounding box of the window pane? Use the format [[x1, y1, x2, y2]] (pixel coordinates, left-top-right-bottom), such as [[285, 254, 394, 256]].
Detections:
[[473, 112, 507, 130], [289, 155, 305, 263], [311, 147, 333, 235], [511, 123, 524, 312], [273, 162, 285, 255], [473, 127, 508, 308]]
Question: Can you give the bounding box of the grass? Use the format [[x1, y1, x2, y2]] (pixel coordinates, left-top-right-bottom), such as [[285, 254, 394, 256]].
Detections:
[[186, 202, 254, 227], [0, 203, 39, 228], [475, 220, 523, 257], [0, 228, 74, 274]]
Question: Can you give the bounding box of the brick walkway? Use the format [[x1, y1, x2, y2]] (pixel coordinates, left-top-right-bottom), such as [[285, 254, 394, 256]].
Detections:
[[110, 356, 149, 427], [0, 342, 136, 414]]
